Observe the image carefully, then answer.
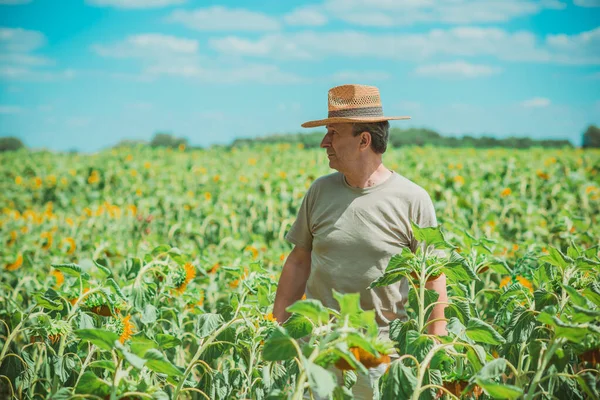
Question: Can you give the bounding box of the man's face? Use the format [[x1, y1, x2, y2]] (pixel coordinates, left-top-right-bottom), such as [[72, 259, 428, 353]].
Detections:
[[320, 123, 361, 171]]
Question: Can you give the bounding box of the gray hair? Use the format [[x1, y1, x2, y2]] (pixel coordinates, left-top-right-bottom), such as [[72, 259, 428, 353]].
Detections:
[[352, 121, 390, 154]]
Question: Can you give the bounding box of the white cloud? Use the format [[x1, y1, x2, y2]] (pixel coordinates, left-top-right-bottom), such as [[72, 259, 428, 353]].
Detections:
[[143, 63, 305, 84], [208, 27, 600, 65], [521, 97, 551, 108], [38, 104, 53, 112], [415, 61, 502, 78], [0, 27, 46, 53], [331, 70, 391, 82], [573, 0, 600, 6], [0, 53, 54, 66], [323, 0, 566, 26], [209, 34, 314, 59], [0, 66, 76, 81], [93, 33, 198, 59], [284, 7, 328, 26], [167, 6, 281, 31], [0, 27, 74, 81], [0, 0, 32, 4], [0, 105, 23, 114], [86, 0, 185, 9]]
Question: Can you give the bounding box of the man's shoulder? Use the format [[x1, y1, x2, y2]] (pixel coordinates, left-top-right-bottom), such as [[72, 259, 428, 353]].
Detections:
[[310, 171, 342, 190], [389, 172, 431, 201]]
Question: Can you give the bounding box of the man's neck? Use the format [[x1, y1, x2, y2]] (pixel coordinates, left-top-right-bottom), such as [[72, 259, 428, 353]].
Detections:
[[343, 160, 392, 189]]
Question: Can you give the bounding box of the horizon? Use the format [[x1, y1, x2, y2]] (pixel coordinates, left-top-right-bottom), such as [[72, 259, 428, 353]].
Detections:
[[1, 0, 599, 151]]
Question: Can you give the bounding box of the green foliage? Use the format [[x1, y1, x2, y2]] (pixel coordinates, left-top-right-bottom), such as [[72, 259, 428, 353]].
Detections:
[[231, 127, 574, 149], [582, 124, 600, 148], [0, 136, 25, 152], [149, 132, 188, 148]]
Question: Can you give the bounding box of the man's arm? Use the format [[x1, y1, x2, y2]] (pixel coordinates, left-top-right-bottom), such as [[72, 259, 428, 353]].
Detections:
[[425, 273, 448, 336], [273, 245, 312, 324]]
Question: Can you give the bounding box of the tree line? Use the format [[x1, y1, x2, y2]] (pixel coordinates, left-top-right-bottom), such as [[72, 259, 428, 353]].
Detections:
[[2, 125, 599, 152]]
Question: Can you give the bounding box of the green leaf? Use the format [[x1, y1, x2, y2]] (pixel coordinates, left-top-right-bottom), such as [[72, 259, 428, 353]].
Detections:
[[257, 286, 270, 307], [563, 285, 588, 307], [333, 290, 361, 317], [75, 371, 110, 396], [129, 336, 157, 357], [411, 221, 455, 250], [475, 378, 523, 400], [405, 331, 434, 363], [446, 317, 467, 340], [93, 259, 112, 277], [385, 248, 416, 272], [445, 299, 471, 325], [571, 305, 600, 324], [486, 259, 512, 275], [88, 360, 116, 372], [389, 319, 418, 354], [474, 358, 507, 380], [141, 304, 158, 325], [51, 263, 91, 280], [282, 313, 313, 339], [156, 334, 182, 349], [539, 247, 572, 271], [106, 278, 126, 301], [408, 288, 439, 323], [197, 313, 224, 338], [534, 289, 558, 311], [554, 319, 595, 343], [466, 345, 486, 371], [305, 360, 336, 399], [441, 260, 479, 284], [144, 349, 184, 377], [34, 294, 63, 311], [575, 372, 600, 400], [114, 340, 146, 369], [583, 283, 600, 307], [466, 318, 506, 345], [78, 313, 95, 329], [369, 269, 409, 289], [262, 327, 297, 361], [575, 256, 600, 272], [286, 299, 329, 325], [380, 360, 417, 399], [504, 308, 537, 344], [151, 244, 171, 256], [75, 329, 119, 352]]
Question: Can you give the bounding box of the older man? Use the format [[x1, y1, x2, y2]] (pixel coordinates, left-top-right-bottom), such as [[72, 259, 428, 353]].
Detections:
[[273, 84, 448, 398]]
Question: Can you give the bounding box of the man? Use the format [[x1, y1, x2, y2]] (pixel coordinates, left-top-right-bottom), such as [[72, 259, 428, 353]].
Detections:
[[273, 84, 448, 397]]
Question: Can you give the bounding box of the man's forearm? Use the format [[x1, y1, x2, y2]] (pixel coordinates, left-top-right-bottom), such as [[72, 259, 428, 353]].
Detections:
[[273, 255, 311, 323], [425, 273, 448, 336]]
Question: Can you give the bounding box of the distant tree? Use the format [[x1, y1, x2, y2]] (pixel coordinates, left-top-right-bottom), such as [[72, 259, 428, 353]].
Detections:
[[582, 125, 600, 148], [150, 132, 188, 148], [0, 137, 25, 152], [113, 139, 147, 148]]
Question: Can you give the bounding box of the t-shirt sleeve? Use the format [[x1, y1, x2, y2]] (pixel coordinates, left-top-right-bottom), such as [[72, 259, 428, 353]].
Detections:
[[285, 186, 314, 251], [409, 190, 446, 258]]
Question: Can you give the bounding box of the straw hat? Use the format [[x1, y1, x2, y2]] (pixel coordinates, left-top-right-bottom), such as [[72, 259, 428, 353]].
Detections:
[[301, 84, 410, 128]]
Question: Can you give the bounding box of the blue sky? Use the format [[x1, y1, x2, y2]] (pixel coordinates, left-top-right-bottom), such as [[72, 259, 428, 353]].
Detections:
[[0, 0, 599, 151]]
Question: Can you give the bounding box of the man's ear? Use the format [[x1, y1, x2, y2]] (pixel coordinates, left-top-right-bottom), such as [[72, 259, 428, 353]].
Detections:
[[359, 132, 371, 150]]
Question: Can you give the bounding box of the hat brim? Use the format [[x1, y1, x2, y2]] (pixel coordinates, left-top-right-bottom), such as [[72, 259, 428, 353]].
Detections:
[[301, 116, 411, 128]]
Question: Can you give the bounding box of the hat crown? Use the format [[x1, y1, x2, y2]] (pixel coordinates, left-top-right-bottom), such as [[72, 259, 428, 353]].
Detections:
[[328, 84, 382, 111]]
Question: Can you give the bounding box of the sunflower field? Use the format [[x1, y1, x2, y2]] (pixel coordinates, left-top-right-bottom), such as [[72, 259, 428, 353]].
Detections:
[[1, 144, 599, 400]]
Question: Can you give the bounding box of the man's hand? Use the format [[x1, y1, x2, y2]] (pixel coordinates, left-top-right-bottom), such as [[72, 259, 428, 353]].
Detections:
[[425, 273, 448, 336], [273, 245, 312, 324]]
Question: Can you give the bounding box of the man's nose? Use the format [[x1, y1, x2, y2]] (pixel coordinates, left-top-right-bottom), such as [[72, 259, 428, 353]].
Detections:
[[320, 132, 331, 148]]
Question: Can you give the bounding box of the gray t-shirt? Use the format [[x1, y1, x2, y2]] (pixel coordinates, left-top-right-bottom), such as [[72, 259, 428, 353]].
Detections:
[[285, 170, 440, 328]]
